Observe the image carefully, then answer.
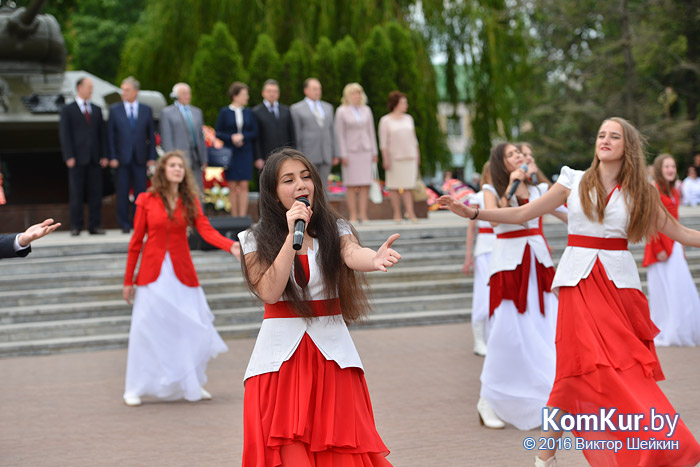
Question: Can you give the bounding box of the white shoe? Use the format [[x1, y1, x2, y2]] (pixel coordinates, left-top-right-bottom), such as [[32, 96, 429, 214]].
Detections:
[[200, 387, 212, 400], [477, 397, 505, 429], [472, 320, 487, 356], [123, 395, 142, 407], [534, 455, 557, 467]]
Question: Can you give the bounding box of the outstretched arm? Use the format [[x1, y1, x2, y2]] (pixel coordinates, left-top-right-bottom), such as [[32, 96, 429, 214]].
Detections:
[[437, 183, 569, 225], [463, 220, 476, 275], [657, 208, 700, 248], [341, 233, 401, 272]]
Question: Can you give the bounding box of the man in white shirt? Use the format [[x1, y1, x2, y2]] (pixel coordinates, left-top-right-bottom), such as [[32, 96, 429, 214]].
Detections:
[[682, 166, 700, 206], [290, 78, 338, 191]]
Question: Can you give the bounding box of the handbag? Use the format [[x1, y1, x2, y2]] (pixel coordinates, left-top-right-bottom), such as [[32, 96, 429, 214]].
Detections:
[[413, 173, 428, 202], [207, 146, 232, 169], [369, 164, 383, 204]]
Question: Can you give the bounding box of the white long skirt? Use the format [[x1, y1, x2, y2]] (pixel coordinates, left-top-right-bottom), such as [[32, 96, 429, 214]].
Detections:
[[480, 248, 558, 430], [471, 252, 491, 337], [124, 253, 228, 401], [647, 241, 700, 346]]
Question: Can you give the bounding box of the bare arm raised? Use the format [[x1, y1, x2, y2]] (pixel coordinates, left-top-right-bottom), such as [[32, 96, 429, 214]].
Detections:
[[341, 233, 401, 272], [437, 183, 570, 225]]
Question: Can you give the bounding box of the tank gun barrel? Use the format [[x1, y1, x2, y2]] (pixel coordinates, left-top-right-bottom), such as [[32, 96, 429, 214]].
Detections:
[[20, 0, 48, 25], [8, 0, 47, 38]]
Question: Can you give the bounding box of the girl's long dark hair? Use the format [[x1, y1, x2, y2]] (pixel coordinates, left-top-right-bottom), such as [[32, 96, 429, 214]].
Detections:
[[489, 143, 532, 200], [241, 149, 369, 321]]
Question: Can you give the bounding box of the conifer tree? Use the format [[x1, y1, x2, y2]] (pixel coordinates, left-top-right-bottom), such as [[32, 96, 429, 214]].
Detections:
[[279, 40, 311, 105], [189, 22, 247, 126], [311, 37, 340, 106], [333, 36, 361, 96], [360, 26, 397, 129], [247, 34, 281, 107]]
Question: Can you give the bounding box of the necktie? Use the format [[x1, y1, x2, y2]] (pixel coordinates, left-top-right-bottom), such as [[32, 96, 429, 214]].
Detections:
[[312, 102, 324, 127], [83, 102, 91, 124], [183, 106, 198, 148], [128, 105, 136, 128]]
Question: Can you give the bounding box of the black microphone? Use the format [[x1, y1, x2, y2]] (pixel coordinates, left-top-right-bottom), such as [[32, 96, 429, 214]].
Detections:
[[506, 164, 530, 200], [292, 197, 310, 251]]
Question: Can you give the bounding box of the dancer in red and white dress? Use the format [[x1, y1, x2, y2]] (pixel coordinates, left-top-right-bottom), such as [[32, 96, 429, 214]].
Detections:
[[439, 118, 700, 467], [467, 144, 566, 431], [464, 162, 495, 356], [644, 153, 700, 346], [239, 149, 398, 467]]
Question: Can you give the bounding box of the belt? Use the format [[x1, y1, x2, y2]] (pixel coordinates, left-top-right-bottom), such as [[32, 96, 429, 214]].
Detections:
[[264, 298, 341, 319], [496, 228, 543, 239], [478, 227, 494, 234], [567, 234, 628, 250]]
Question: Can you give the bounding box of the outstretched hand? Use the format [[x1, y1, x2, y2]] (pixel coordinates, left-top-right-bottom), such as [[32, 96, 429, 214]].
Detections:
[[230, 242, 241, 261], [437, 195, 474, 218], [373, 233, 401, 272], [18, 218, 61, 247]]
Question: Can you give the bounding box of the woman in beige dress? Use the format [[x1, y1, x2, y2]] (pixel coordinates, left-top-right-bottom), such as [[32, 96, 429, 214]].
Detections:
[[335, 83, 378, 223], [378, 91, 420, 222]]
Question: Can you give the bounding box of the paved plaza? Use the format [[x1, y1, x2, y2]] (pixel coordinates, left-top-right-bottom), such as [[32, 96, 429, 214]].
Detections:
[[2, 322, 699, 466]]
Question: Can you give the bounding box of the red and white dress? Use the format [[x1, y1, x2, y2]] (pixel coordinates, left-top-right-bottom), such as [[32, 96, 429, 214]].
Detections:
[[643, 185, 700, 346], [238, 220, 392, 467], [480, 182, 558, 430], [467, 190, 496, 331], [548, 167, 700, 467]]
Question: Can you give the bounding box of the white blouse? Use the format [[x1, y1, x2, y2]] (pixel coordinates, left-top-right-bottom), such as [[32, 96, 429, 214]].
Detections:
[[238, 219, 364, 382], [551, 166, 641, 292], [467, 190, 496, 258], [484, 183, 554, 277]]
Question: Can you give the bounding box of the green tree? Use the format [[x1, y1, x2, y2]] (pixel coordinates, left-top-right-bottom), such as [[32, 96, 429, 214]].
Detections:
[[311, 37, 340, 106], [333, 35, 361, 89], [188, 22, 247, 126], [247, 34, 281, 107], [279, 39, 311, 105], [360, 26, 397, 173]]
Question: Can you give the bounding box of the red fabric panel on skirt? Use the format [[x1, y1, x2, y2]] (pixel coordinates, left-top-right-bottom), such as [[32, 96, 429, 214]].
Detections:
[[488, 244, 554, 317], [242, 334, 392, 467], [547, 259, 700, 466]]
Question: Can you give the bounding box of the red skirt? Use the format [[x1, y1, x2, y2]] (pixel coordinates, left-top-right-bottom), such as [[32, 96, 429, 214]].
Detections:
[[242, 334, 392, 467], [548, 260, 700, 467]]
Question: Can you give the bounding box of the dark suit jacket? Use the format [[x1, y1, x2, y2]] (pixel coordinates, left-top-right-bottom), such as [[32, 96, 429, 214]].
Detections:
[[215, 107, 258, 161], [108, 102, 157, 166], [0, 234, 31, 259], [252, 102, 296, 161], [59, 102, 107, 165]]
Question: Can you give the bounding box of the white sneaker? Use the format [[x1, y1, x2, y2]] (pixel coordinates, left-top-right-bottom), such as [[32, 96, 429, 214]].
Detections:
[[472, 320, 487, 356], [200, 387, 212, 400], [534, 455, 557, 467], [123, 395, 142, 407], [477, 397, 505, 429]]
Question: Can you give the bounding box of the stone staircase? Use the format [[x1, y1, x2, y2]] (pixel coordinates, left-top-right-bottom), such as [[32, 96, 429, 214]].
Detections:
[[2, 210, 700, 357]]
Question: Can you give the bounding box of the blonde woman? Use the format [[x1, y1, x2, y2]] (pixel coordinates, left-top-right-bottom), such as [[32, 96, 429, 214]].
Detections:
[[334, 83, 378, 223]]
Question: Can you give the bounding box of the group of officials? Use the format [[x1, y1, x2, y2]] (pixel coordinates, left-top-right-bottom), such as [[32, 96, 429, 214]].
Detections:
[[58, 76, 338, 234]]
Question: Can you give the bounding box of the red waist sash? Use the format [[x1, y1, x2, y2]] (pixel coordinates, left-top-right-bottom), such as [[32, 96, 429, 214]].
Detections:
[[567, 234, 628, 250], [496, 227, 543, 239], [264, 298, 341, 319], [478, 227, 494, 234]]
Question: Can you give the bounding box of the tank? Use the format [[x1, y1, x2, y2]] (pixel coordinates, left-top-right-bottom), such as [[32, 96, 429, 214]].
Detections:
[[0, 0, 166, 230]]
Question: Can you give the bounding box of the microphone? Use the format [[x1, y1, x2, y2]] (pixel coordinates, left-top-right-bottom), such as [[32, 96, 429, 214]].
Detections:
[[531, 172, 539, 184], [292, 197, 310, 251], [506, 164, 530, 200]]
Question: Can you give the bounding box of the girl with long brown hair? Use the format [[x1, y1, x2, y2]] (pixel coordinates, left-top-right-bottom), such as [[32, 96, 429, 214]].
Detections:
[[238, 148, 399, 467], [122, 151, 240, 407], [439, 118, 700, 467], [643, 154, 700, 346]]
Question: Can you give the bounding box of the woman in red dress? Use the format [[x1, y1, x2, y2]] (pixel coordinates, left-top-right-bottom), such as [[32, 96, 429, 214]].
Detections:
[[439, 118, 700, 467], [238, 148, 399, 466], [122, 150, 240, 406], [644, 153, 700, 346]]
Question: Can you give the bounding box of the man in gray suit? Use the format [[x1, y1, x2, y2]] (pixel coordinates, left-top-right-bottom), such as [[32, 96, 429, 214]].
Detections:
[[290, 78, 338, 191], [159, 82, 207, 193]]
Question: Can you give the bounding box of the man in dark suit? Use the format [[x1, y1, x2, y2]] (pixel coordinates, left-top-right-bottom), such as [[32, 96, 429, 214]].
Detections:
[[290, 78, 338, 191], [0, 219, 61, 259], [252, 79, 296, 170], [108, 76, 157, 233], [59, 77, 109, 236]]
